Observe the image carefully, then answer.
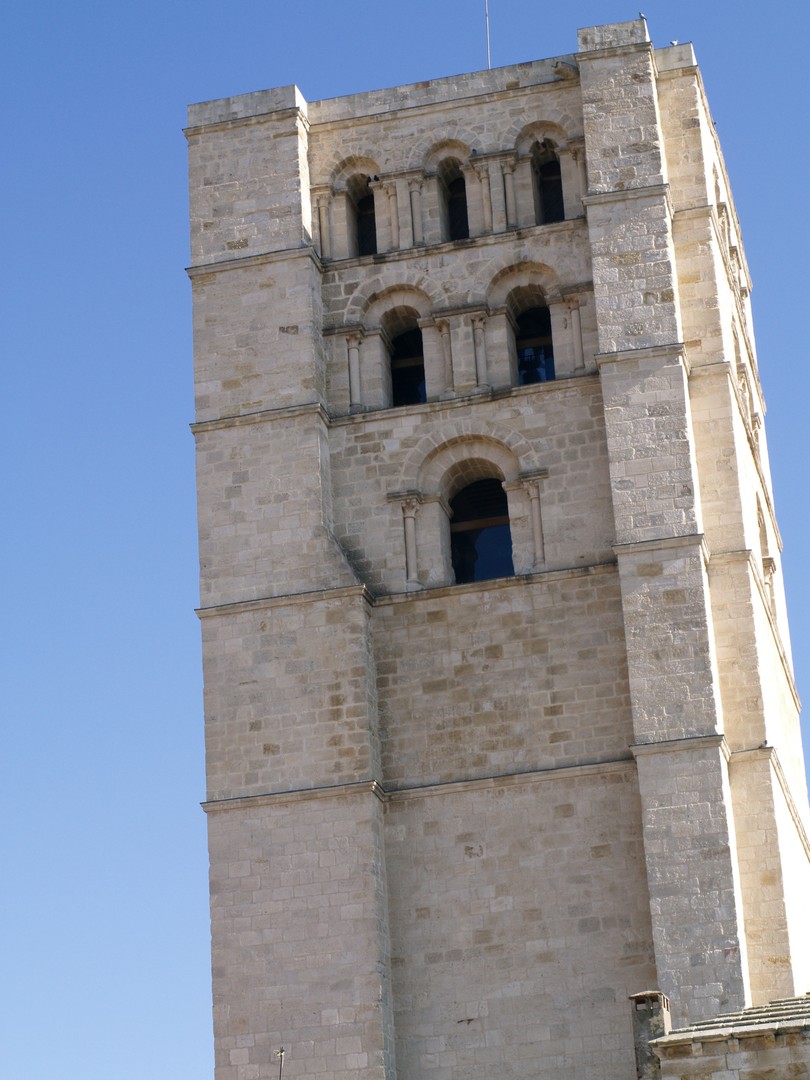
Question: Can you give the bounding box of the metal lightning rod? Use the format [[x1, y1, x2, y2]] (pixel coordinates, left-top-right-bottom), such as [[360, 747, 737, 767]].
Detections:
[[485, 0, 491, 69]]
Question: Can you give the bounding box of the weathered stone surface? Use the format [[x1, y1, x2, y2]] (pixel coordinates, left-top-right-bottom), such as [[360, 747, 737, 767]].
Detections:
[[188, 18, 810, 1080]]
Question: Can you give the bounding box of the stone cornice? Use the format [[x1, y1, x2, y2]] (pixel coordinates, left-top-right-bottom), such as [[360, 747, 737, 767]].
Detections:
[[614, 532, 709, 566], [578, 39, 653, 63], [191, 372, 602, 434], [186, 243, 321, 278], [631, 733, 729, 761], [191, 400, 328, 435], [583, 182, 673, 217], [373, 559, 618, 606], [596, 341, 688, 372], [196, 583, 372, 620], [201, 755, 634, 813], [185, 104, 307, 138]]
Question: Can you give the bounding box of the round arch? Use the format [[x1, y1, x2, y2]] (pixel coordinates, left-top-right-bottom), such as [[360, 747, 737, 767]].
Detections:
[[514, 120, 570, 158], [346, 275, 443, 325], [410, 431, 531, 497], [330, 155, 382, 191], [421, 138, 473, 173], [485, 260, 561, 310]]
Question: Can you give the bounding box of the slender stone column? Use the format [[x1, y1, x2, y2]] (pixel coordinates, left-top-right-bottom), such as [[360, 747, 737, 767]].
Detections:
[[502, 160, 517, 228], [386, 183, 399, 250], [567, 297, 585, 371], [394, 177, 413, 248], [762, 556, 777, 617], [367, 179, 389, 251], [316, 195, 331, 259], [570, 140, 588, 205], [514, 157, 535, 227], [503, 472, 547, 574], [437, 319, 454, 396], [401, 496, 421, 587], [472, 314, 489, 388], [408, 179, 424, 244], [525, 480, 546, 568], [488, 159, 507, 232], [346, 332, 363, 409], [475, 162, 493, 233]]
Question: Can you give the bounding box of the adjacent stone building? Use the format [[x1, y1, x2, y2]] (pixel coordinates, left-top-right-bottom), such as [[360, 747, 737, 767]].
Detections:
[[186, 18, 810, 1080]]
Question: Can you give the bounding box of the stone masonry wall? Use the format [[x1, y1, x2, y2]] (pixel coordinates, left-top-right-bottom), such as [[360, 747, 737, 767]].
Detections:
[[386, 768, 656, 1080], [188, 19, 810, 1080]]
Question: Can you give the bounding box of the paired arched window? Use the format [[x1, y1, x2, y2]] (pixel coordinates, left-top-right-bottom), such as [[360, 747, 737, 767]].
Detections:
[[439, 159, 469, 241], [383, 308, 426, 407], [531, 140, 564, 225], [515, 306, 555, 384], [348, 174, 377, 256], [450, 477, 514, 584]]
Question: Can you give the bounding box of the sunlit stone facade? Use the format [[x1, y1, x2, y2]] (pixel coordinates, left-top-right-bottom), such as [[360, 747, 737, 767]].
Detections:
[[186, 19, 810, 1080]]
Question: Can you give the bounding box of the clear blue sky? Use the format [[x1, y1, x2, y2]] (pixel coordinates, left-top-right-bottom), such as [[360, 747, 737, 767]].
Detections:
[[2, 3, 808, 1077]]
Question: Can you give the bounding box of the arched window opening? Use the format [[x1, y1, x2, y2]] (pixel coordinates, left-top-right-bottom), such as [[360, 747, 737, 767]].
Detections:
[[348, 175, 377, 256], [532, 140, 564, 225], [450, 478, 514, 585], [440, 160, 469, 241], [516, 306, 555, 384], [383, 308, 426, 407]]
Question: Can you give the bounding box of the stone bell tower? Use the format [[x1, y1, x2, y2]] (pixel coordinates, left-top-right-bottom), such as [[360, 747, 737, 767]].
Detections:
[[187, 18, 810, 1080]]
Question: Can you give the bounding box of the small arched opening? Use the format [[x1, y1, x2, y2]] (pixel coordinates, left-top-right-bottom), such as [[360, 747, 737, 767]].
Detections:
[[347, 174, 377, 256], [531, 140, 564, 225], [383, 307, 426, 407], [515, 306, 554, 384], [439, 159, 469, 241], [449, 475, 514, 585]]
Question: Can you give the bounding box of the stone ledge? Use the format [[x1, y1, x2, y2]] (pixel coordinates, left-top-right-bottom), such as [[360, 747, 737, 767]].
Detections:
[[201, 755, 635, 813], [631, 733, 728, 760]]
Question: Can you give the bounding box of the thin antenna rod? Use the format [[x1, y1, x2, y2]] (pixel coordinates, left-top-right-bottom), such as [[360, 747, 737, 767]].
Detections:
[[485, 0, 491, 69]]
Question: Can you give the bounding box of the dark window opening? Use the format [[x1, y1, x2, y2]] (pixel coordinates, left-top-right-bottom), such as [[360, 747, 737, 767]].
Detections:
[[390, 327, 426, 407], [533, 143, 564, 225], [450, 478, 514, 585], [516, 306, 555, 385], [447, 176, 469, 240], [356, 191, 377, 255]]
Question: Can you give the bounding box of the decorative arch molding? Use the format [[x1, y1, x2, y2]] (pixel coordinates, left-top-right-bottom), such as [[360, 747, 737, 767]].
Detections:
[[486, 259, 562, 309], [400, 423, 539, 495], [421, 137, 474, 173], [513, 120, 571, 157], [330, 155, 382, 190], [346, 274, 445, 324], [366, 287, 433, 328]]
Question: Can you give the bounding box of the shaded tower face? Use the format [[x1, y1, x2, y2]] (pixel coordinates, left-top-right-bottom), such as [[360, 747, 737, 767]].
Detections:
[[187, 18, 810, 1080]]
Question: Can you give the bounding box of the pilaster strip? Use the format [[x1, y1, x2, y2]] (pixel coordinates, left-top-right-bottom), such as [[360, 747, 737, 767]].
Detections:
[[730, 746, 810, 861]]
